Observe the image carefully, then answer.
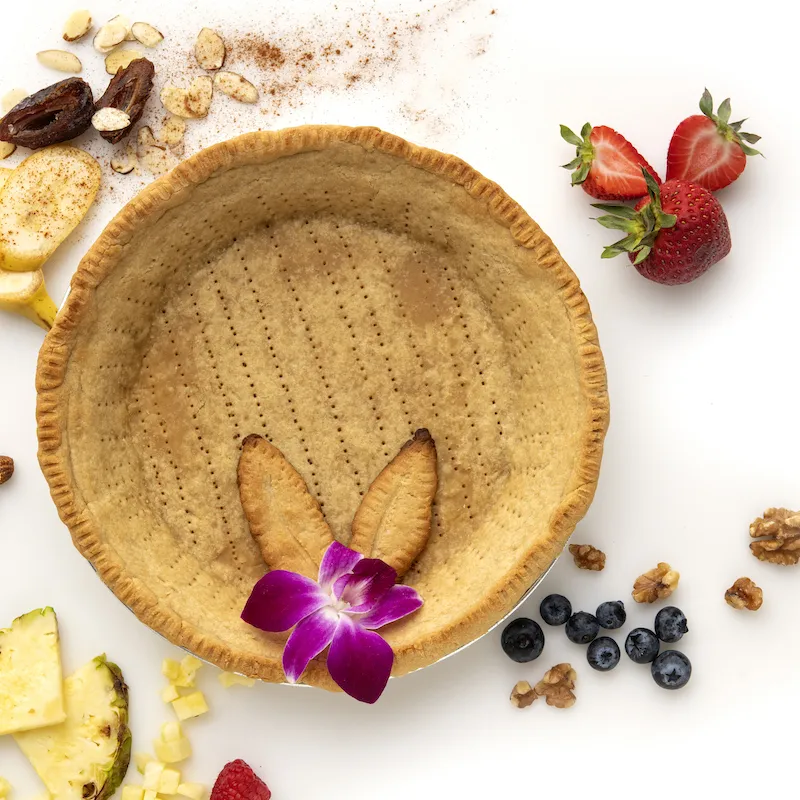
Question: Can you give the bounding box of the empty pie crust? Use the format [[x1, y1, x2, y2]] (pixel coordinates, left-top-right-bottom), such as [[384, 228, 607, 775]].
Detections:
[[36, 125, 609, 691]]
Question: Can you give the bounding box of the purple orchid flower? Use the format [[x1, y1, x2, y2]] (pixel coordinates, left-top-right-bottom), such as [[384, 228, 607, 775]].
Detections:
[[242, 541, 423, 704]]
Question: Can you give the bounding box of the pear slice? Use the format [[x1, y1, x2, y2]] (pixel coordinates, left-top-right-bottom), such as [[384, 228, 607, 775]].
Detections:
[[14, 655, 132, 800], [0, 269, 57, 330], [0, 608, 66, 735]]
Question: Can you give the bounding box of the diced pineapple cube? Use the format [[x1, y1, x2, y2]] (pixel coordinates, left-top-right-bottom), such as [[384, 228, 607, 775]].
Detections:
[[162, 684, 181, 703], [162, 659, 182, 682], [143, 761, 165, 790], [154, 736, 192, 764], [135, 753, 155, 774], [181, 655, 203, 672], [173, 655, 202, 689], [172, 691, 209, 721], [122, 787, 145, 800], [0, 778, 11, 799], [159, 769, 181, 795], [161, 721, 183, 742], [177, 784, 205, 800], [143, 791, 158, 800], [219, 672, 256, 688]]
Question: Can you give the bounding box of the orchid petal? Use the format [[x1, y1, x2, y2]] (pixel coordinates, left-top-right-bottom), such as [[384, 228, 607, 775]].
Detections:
[[241, 570, 326, 632], [327, 616, 394, 704], [318, 541, 363, 591], [283, 608, 338, 683], [357, 585, 424, 629], [334, 558, 397, 612]]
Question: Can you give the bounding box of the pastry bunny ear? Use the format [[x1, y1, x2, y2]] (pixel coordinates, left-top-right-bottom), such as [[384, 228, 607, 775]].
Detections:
[[350, 429, 438, 577], [237, 434, 335, 579]]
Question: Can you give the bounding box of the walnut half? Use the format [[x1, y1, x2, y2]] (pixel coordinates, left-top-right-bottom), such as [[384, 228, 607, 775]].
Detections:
[[750, 508, 800, 566], [632, 562, 680, 603], [569, 544, 606, 571], [534, 663, 576, 709], [510, 680, 537, 709], [725, 577, 763, 611]]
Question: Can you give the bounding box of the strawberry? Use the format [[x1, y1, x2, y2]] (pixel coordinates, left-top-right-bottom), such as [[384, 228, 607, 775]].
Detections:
[[666, 89, 761, 191], [211, 760, 272, 800], [560, 123, 661, 201], [593, 169, 731, 285]]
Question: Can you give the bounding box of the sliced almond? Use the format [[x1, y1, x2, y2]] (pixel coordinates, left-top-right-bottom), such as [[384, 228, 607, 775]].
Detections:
[[105, 48, 144, 75], [237, 434, 335, 578], [213, 71, 259, 104], [36, 50, 83, 74], [131, 22, 164, 48], [63, 9, 92, 41], [194, 28, 226, 70], [0, 142, 16, 160], [158, 115, 186, 147], [137, 126, 159, 148], [92, 107, 131, 132], [93, 19, 129, 53], [110, 146, 138, 175], [139, 144, 175, 177], [160, 76, 213, 119], [109, 14, 133, 37], [2, 88, 28, 114], [350, 429, 438, 577]]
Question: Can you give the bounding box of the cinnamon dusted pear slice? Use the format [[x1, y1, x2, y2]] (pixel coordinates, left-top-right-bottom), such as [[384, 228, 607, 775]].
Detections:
[[350, 428, 438, 576], [238, 434, 335, 578]]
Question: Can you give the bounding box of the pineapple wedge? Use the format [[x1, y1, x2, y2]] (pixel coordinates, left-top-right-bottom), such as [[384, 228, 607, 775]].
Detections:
[[14, 655, 132, 800], [0, 607, 65, 735], [0, 145, 101, 272]]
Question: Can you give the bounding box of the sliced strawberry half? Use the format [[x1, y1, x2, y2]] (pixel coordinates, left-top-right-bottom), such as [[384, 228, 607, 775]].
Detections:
[[666, 89, 761, 191], [560, 123, 661, 201]]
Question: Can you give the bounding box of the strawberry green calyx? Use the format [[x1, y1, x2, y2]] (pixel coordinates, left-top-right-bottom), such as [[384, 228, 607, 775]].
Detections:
[[560, 123, 594, 185], [699, 88, 762, 157], [592, 169, 677, 265]]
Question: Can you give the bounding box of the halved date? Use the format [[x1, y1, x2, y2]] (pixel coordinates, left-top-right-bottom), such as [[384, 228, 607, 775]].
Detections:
[[95, 58, 155, 144], [0, 78, 94, 149]]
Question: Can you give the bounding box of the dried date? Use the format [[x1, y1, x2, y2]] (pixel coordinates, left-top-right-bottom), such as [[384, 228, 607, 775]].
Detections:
[[0, 78, 94, 149], [95, 58, 155, 144]]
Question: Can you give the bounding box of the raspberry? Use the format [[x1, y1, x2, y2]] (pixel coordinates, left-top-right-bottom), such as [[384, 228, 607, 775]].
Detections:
[[211, 760, 271, 800]]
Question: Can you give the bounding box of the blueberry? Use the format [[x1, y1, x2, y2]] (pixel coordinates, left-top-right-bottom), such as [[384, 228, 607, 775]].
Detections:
[[625, 628, 660, 664], [565, 611, 599, 644], [651, 650, 692, 690], [654, 606, 688, 643], [587, 637, 620, 671], [595, 600, 626, 630], [539, 594, 572, 626], [501, 617, 545, 663]]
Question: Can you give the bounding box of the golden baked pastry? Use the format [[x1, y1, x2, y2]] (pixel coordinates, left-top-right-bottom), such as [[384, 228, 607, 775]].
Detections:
[[36, 125, 609, 691]]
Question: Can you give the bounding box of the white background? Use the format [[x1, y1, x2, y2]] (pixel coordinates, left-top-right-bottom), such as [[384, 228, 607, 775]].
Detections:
[[1, 0, 797, 796]]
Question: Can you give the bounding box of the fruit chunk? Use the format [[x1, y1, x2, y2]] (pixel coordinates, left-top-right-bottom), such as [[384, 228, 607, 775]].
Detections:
[[160, 769, 181, 794], [0, 145, 101, 272], [172, 691, 208, 721], [177, 784, 205, 800], [142, 762, 165, 790], [162, 659, 181, 682], [122, 787, 144, 800], [0, 778, 11, 798], [667, 89, 761, 192], [218, 672, 256, 688], [211, 761, 271, 800], [162, 684, 181, 703], [14, 655, 131, 800], [135, 753, 155, 774], [161, 722, 182, 742], [560, 123, 660, 201], [0, 269, 58, 330], [154, 737, 191, 764], [0, 607, 65, 735]]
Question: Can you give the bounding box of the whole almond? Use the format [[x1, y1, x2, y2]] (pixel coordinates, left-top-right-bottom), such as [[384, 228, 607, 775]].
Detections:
[[0, 456, 14, 485], [214, 71, 259, 104], [63, 9, 92, 41], [37, 50, 83, 74], [194, 27, 226, 70], [131, 22, 164, 48]]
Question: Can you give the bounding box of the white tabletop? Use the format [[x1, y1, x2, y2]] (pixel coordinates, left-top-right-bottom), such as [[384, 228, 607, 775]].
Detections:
[[1, 0, 796, 796]]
